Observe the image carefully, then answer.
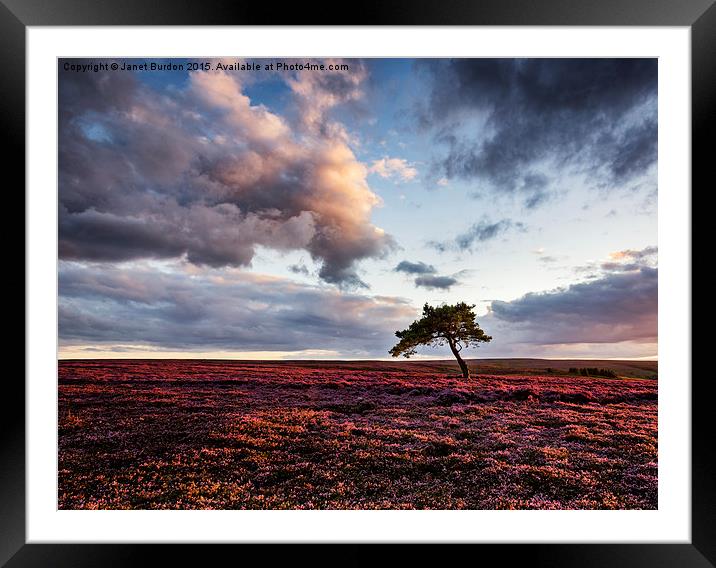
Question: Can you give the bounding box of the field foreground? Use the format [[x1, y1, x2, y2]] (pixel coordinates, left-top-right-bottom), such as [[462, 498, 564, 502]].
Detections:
[[59, 359, 657, 510]]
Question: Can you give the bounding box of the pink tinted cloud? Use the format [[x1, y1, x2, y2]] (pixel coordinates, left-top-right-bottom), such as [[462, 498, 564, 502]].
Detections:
[[59, 60, 393, 287]]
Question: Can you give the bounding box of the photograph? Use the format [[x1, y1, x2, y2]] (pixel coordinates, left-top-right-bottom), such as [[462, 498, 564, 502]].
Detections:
[[57, 56, 658, 511]]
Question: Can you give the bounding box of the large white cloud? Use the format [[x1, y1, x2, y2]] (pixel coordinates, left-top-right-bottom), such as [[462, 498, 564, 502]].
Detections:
[[59, 59, 393, 287]]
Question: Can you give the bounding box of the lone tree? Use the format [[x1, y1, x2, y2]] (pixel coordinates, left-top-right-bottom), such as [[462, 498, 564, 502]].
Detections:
[[389, 302, 492, 379]]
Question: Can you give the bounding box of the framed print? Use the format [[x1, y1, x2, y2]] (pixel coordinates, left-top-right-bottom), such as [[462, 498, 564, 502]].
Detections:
[[7, 0, 711, 565]]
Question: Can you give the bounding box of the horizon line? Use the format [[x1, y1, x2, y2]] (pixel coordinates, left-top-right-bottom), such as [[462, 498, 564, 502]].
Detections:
[[57, 356, 658, 362]]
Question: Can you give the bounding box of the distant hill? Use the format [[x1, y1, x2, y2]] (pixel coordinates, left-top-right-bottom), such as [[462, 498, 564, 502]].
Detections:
[[461, 358, 657, 379], [216, 358, 658, 380], [61, 357, 657, 379]]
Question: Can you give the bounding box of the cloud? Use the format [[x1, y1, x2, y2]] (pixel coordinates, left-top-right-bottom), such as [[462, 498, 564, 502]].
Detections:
[[394, 260, 436, 275], [58, 59, 393, 287], [521, 173, 551, 209], [530, 248, 566, 268], [575, 245, 657, 276], [58, 262, 416, 356], [288, 263, 310, 276], [286, 58, 368, 133], [394, 260, 459, 290], [609, 245, 658, 261], [483, 247, 658, 351], [417, 59, 657, 206], [413, 275, 459, 290], [486, 266, 657, 345], [369, 157, 418, 182], [429, 218, 524, 252], [538, 255, 558, 264]]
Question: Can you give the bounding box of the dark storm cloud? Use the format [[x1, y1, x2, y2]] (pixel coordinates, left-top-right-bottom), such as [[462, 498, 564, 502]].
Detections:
[[413, 275, 459, 290], [58, 60, 392, 287], [58, 262, 416, 354], [394, 260, 437, 275], [429, 218, 524, 252], [486, 266, 657, 345], [418, 59, 657, 205]]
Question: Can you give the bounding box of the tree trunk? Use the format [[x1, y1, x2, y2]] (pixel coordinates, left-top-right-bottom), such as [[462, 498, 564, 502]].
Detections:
[[448, 340, 470, 379]]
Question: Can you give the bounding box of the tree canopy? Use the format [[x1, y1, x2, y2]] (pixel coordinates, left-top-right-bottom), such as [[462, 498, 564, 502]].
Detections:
[[389, 302, 492, 378]]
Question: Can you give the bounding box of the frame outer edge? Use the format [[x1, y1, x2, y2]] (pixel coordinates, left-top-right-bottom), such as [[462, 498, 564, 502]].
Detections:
[[8, 0, 712, 565], [691, 1, 716, 565], [0, 0, 714, 26], [0, 0, 27, 564]]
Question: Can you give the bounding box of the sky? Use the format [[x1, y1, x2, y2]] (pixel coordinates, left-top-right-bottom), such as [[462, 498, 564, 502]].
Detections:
[[58, 58, 658, 360]]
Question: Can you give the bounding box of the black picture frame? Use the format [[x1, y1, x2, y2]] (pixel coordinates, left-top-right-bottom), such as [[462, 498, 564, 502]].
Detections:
[[6, 1, 709, 565]]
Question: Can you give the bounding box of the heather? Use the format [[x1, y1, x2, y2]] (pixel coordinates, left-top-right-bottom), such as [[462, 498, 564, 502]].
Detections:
[[59, 359, 657, 510]]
